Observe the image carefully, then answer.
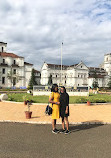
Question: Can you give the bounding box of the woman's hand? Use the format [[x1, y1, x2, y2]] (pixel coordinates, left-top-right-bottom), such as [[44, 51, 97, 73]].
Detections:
[[56, 102, 60, 105], [65, 109, 68, 114], [65, 106, 68, 114]]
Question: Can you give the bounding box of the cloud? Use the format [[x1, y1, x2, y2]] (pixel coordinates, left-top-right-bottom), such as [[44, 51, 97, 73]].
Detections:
[[0, 0, 111, 70]]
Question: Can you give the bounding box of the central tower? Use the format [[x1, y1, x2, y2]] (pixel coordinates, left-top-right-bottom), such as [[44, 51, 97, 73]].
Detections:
[[0, 42, 7, 52], [103, 53, 111, 75]]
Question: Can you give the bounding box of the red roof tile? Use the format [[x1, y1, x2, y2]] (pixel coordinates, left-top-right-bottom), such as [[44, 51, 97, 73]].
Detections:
[[0, 52, 23, 58]]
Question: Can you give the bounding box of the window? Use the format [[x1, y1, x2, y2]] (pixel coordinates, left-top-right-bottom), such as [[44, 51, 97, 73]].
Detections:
[[78, 75, 79, 77], [2, 77, 5, 84], [81, 66, 82, 68], [2, 47, 4, 52], [78, 84, 79, 86], [13, 69, 16, 74], [14, 60, 16, 64], [65, 80, 66, 84], [106, 57, 108, 61], [13, 77, 16, 86], [3, 59, 5, 63], [65, 76, 66, 78], [2, 68, 5, 74], [56, 75, 57, 78]]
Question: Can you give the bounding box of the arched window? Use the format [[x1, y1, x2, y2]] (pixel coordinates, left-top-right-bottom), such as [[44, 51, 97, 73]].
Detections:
[[2, 47, 4, 52], [3, 59, 5, 63], [14, 60, 16, 64], [106, 57, 108, 61]]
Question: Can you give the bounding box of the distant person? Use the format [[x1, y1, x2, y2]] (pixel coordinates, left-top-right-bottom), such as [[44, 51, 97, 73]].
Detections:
[[49, 84, 60, 134], [59, 86, 70, 134]]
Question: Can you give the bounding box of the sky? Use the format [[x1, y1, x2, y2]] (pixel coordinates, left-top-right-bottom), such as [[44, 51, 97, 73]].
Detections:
[[0, 0, 111, 70]]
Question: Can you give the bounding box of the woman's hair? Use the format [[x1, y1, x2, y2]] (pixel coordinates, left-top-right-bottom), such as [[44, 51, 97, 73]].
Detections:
[[51, 84, 58, 92], [61, 86, 66, 93]]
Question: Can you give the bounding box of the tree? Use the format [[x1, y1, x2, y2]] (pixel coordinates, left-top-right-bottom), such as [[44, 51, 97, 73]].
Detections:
[[7, 70, 21, 87], [107, 76, 111, 89], [29, 68, 37, 89], [92, 70, 99, 88], [48, 74, 53, 85]]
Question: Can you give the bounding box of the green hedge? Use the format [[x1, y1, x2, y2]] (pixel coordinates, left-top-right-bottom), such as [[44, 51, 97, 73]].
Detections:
[[6, 93, 111, 104]]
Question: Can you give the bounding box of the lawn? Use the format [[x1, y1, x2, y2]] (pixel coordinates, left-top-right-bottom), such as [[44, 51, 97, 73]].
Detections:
[[7, 93, 111, 104]]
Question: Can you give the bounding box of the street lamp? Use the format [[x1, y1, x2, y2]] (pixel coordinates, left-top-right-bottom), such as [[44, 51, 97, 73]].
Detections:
[[60, 42, 63, 85]]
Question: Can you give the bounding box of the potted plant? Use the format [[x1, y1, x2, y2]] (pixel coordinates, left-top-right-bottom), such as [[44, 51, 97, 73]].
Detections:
[[87, 101, 91, 106], [23, 95, 28, 105], [25, 100, 32, 119]]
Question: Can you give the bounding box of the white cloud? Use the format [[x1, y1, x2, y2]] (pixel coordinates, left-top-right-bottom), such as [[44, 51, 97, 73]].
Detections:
[[0, 0, 111, 70]]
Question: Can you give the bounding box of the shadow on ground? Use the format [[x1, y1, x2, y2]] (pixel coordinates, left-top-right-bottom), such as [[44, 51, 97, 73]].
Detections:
[[69, 120, 104, 133]]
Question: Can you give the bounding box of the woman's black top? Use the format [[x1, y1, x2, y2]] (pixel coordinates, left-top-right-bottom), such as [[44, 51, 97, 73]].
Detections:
[[60, 92, 69, 118]]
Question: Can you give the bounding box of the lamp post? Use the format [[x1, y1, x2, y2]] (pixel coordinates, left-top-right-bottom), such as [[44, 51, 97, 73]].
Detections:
[[60, 42, 63, 85]]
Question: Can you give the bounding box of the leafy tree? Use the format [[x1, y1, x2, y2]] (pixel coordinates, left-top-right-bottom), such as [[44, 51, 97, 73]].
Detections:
[[48, 74, 53, 85], [92, 70, 99, 88], [7, 70, 21, 87], [29, 68, 37, 89], [107, 76, 111, 89]]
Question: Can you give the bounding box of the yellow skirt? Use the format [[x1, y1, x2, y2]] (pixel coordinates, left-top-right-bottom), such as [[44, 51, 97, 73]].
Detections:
[[51, 104, 60, 119]]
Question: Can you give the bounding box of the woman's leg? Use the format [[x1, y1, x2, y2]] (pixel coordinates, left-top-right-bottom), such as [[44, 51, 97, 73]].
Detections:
[[65, 117, 69, 130], [52, 119, 56, 130], [62, 117, 65, 130]]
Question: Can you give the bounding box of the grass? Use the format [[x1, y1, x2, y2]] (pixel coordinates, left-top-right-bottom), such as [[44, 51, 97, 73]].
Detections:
[[6, 92, 111, 104]]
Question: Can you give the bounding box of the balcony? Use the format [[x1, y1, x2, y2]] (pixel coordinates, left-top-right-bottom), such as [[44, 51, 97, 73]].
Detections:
[[0, 63, 8, 67], [11, 64, 19, 67]]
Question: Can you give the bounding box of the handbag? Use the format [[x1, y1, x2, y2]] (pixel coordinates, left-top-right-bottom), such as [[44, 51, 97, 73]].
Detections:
[[45, 103, 53, 115]]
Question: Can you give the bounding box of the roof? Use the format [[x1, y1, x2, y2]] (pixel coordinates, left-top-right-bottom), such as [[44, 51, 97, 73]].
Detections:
[[34, 69, 40, 73], [88, 67, 105, 71], [89, 74, 106, 78], [47, 63, 69, 67], [0, 42, 7, 44], [0, 52, 23, 58], [104, 53, 111, 56], [70, 64, 78, 67], [47, 63, 69, 69], [24, 62, 33, 66]]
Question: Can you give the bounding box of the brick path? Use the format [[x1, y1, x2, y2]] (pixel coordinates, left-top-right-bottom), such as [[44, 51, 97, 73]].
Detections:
[[0, 101, 111, 124]]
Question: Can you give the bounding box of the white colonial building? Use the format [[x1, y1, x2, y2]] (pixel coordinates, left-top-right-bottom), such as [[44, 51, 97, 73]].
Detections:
[[41, 61, 89, 87], [0, 42, 33, 88], [34, 69, 41, 85], [41, 53, 111, 88]]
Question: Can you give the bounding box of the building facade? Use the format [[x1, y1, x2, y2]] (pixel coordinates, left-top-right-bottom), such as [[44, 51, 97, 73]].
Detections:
[[34, 69, 41, 85], [41, 61, 89, 87], [0, 42, 33, 88], [41, 53, 111, 88]]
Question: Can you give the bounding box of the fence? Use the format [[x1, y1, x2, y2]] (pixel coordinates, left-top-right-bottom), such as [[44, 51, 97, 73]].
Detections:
[[33, 86, 89, 96]]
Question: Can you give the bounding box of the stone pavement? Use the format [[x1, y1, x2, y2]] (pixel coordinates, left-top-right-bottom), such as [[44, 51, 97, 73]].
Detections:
[[0, 101, 111, 124]]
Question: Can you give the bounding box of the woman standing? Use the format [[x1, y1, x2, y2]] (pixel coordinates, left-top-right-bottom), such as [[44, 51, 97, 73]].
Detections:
[[60, 86, 70, 134], [49, 84, 60, 134]]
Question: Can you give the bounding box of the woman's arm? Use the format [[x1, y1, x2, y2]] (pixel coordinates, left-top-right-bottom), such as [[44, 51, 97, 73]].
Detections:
[[65, 94, 69, 114], [49, 97, 60, 105], [65, 106, 68, 114]]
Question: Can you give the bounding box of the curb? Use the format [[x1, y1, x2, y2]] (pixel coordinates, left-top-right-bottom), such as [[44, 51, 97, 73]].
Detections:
[[0, 120, 111, 125], [1, 100, 111, 106]]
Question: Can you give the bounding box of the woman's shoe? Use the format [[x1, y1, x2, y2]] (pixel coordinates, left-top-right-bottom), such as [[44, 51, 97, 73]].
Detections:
[[60, 129, 66, 133], [52, 129, 59, 134], [65, 130, 70, 134]]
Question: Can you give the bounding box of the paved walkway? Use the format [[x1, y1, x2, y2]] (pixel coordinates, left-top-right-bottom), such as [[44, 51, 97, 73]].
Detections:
[[0, 101, 111, 124]]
